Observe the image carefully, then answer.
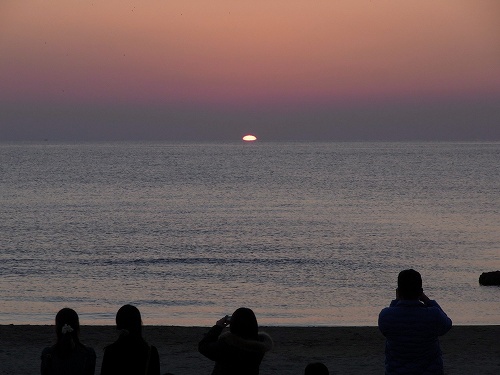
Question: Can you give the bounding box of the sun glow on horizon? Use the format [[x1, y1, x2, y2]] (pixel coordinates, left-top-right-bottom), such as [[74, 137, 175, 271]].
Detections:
[[242, 135, 257, 142]]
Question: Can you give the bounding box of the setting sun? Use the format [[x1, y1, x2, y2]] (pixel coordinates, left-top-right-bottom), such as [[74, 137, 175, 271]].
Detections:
[[242, 135, 257, 142]]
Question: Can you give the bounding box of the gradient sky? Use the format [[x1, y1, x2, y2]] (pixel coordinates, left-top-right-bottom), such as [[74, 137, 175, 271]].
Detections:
[[1, 1, 499, 141]]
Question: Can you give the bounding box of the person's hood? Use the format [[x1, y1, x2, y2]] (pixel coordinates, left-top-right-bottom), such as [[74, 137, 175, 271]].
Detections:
[[219, 331, 273, 353]]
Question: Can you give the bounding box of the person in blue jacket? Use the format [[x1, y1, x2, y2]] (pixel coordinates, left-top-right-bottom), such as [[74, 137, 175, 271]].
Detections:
[[378, 269, 452, 375]]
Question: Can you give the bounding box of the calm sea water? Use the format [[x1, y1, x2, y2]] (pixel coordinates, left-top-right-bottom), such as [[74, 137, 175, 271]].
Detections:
[[1, 142, 499, 326]]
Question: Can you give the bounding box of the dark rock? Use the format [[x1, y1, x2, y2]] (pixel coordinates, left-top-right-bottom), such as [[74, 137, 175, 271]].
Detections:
[[479, 271, 500, 286]]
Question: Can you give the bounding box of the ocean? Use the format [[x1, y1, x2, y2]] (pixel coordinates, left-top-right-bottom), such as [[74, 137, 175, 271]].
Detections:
[[1, 142, 499, 326]]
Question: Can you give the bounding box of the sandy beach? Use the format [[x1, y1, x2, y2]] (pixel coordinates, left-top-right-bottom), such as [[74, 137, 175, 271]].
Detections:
[[1, 325, 499, 374]]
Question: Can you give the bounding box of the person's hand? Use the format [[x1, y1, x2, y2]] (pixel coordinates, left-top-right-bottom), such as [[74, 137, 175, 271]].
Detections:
[[216, 315, 230, 327], [419, 291, 431, 305]]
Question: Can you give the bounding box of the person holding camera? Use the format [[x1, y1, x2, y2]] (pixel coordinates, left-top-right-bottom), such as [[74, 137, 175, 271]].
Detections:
[[378, 269, 452, 375], [198, 307, 273, 375]]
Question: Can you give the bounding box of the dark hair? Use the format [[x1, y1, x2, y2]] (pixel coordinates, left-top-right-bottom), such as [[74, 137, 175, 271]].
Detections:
[[116, 304, 142, 337], [229, 307, 258, 340], [54, 308, 81, 358], [398, 269, 423, 299], [305, 362, 329, 375]]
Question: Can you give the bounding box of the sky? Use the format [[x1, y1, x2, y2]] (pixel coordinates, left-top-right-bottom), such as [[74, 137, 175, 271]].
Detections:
[[1, 1, 499, 141]]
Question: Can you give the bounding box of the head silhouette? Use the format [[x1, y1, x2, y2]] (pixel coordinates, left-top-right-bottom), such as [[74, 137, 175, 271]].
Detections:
[[55, 307, 80, 338], [116, 304, 142, 337], [229, 307, 258, 340], [305, 362, 329, 375], [397, 269, 423, 300], [54, 308, 81, 357]]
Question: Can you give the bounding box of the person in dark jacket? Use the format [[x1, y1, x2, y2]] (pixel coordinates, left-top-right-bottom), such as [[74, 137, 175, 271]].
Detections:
[[198, 307, 273, 375], [100, 304, 160, 375], [378, 269, 452, 375], [41, 307, 96, 375]]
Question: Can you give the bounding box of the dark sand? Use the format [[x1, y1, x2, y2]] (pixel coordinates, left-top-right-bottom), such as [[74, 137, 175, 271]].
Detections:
[[1, 325, 499, 374]]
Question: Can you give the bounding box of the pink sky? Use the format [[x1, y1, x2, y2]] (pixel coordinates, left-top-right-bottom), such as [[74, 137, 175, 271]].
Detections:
[[1, 1, 499, 140]]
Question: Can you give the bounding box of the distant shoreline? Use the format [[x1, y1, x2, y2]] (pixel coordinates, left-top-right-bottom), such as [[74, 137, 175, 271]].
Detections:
[[2, 325, 499, 374]]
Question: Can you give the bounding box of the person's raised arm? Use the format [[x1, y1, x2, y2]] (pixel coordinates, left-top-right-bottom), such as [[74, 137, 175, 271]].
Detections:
[[420, 292, 452, 335], [198, 315, 230, 361]]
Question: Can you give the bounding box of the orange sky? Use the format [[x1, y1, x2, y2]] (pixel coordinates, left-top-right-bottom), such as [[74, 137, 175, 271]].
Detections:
[[1, 1, 499, 140]]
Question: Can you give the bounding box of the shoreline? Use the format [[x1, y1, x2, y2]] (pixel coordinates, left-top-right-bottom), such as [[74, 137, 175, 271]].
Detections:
[[1, 325, 499, 374]]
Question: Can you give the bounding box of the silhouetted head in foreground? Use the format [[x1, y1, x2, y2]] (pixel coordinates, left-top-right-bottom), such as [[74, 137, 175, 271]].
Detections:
[[305, 362, 329, 375], [54, 307, 81, 357], [397, 269, 423, 300], [116, 304, 143, 337], [230, 307, 258, 340]]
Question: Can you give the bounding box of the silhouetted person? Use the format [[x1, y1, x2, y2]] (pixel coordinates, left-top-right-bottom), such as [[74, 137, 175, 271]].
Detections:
[[304, 362, 329, 375], [378, 269, 452, 374], [41, 307, 96, 375], [198, 307, 273, 375], [101, 304, 160, 375]]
